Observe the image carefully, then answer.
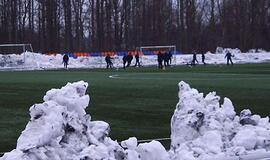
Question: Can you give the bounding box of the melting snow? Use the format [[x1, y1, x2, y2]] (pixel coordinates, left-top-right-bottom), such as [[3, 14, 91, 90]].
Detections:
[[0, 81, 168, 160], [0, 48, 270, 71], [170, 81, 270, 160], [1, 81, 270, 159]]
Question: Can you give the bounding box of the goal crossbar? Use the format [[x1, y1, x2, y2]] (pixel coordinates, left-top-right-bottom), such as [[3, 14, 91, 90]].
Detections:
[[0, 44, 33, 53], [0, 44, 32, 47], [137, 45, 177, 66], [139, 45, 176, 51]]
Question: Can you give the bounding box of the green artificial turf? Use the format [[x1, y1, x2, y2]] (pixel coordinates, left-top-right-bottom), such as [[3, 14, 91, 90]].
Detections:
[[0, 63, 270, 152]]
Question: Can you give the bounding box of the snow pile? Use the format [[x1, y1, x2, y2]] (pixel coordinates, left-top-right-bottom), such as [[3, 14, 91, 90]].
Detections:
[[121, 137, 169, 160], [215, 47, 242, 54], [170, 81, 270, 160], [0, 48, 270, 71], [23, 52, 98, 69], [0, 81, 169, 160], [2, 80, 270, 159], [0, 81, 123, 160], [0, 54, 24, 67]]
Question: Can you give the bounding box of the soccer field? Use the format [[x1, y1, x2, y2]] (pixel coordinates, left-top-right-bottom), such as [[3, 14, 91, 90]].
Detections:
[[0, 63, 270, 153]]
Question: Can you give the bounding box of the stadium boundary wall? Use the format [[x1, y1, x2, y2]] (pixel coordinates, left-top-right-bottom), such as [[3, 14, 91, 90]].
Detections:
[[47, 50, 183, 58]]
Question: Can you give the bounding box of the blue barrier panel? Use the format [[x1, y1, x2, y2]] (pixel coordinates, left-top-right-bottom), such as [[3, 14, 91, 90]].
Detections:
[[86, 52, 91, 57], [70, 53, 77, 58], [174, 51, 183, 55], [90, 52, 100, 57], [117, 51, 128, 56], [54, 51, 184, 57], [60, 52, 76, 58], [143, 51, 154, 55]]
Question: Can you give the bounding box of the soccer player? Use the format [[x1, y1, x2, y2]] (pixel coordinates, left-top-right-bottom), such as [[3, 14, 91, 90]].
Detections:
[[122, 54, 127, 69], [225, 50, 234, 65], [164, 51, 172, 66], [134, 52, 141, 67], [126, 54, 133, 67], [191, 51, 198, 66], [201, 53, 206, 65], [105, 55, 113, 69], [168, 51, 172, 65], [164, 52, 169, 67], [157, 51, 164, 69], [63, 54, 69, 69]]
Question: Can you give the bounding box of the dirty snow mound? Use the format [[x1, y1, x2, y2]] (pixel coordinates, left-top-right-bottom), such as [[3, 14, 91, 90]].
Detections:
[[170, 81, 270, 160], [0, 81, 170, 160], [0, 81, 124, 160]]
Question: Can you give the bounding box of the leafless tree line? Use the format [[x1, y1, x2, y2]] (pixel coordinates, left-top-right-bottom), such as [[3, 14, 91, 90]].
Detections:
[[0, 0, 269, 53]]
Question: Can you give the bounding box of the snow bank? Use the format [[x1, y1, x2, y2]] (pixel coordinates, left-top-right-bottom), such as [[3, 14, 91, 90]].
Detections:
[[2, 80, 270, 160], [0, 48, 270, 71], [0, 81, 169, 160], [120, 137, 169, 160], [0, 81, 124, 160], [170, 81, 270, 160]]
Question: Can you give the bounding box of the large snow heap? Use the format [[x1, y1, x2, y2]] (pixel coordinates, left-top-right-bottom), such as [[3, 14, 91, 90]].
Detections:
[[0, 81, 168, 160], [170, 81, 270, 160], [2, 81, 270, 160], [1, 48, 270, 71]]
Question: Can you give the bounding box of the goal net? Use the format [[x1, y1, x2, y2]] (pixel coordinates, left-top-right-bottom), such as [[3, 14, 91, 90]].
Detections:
[[0, 44, 33, 67], [138, 45, 177, 66]]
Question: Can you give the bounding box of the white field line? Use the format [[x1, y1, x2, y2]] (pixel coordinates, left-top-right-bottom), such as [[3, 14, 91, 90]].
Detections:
[[137, 137, 171, 143], [109, 74, 119, 78], [108, 74, 270, 80], [108, 72, 269, 76]]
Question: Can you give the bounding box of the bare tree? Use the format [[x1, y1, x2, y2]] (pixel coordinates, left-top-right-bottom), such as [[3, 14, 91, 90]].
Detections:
[[0, 0, 269, 52]]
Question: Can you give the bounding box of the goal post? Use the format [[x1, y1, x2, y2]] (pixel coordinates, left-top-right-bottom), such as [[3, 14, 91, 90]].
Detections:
[[0, 44, 33, 67], [137, 45, 177, 66], [0, 44, 33, 54]]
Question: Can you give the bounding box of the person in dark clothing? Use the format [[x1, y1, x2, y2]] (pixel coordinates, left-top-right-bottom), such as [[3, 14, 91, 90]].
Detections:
[[164, 52, 170, 67], [63, 54, 69, 69], [122, 54, 128, 69], [201, 53, 206, 65], [225, 51, 233, 65], [134, 52, 141, 67], [168, 51, 172, 65], [191, 51, 198, 66], [164, 51, 173, 66], [157, 51, 164, 69], [105, 55, 113, 69], [126, 54, 133, 67]]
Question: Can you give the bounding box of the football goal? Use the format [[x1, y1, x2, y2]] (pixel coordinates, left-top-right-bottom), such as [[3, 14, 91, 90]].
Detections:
[[0, 44, 33, 54], [138, 45, 177, 66], [0, 44, 33, 67]]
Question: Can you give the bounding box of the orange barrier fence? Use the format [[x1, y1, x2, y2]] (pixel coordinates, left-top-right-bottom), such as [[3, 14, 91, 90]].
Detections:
[[46, 50, 182, 58]]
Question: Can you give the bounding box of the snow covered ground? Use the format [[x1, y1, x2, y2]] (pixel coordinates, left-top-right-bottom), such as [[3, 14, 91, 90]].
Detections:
[[0, 48, 270, 71], [1, 81, 270, 160]]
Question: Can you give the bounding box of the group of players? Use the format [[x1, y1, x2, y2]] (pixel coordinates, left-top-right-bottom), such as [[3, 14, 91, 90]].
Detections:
[[190, 50, 233, 66], [157, 51, 173, 69], [105, 51, 173, 70], [62, 50, 234, 69], [105, 53, 141, 69]]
